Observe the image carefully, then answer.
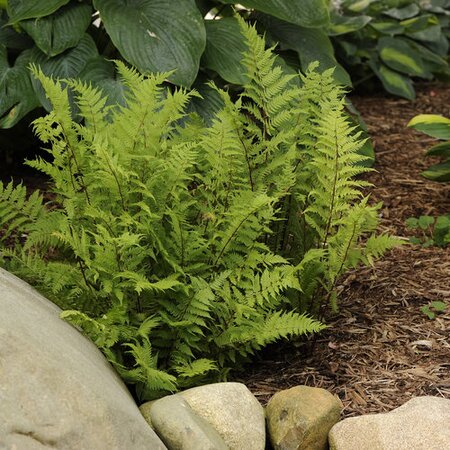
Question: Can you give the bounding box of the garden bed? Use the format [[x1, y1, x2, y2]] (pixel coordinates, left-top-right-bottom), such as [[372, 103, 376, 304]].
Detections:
[[2, 83, 449, 419], [237, 83, 450, 417]]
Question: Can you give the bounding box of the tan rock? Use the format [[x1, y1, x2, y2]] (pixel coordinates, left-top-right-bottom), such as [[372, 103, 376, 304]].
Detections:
[[266, 385, 342, 450], [329, 396, 450, 450], [0, 268, 166, 450], [140, 395, 228, 450], [180, 382, 265, 450]]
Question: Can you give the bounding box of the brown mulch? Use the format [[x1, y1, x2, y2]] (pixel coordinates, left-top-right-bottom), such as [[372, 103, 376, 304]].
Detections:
[[236, 84, 450, 417]]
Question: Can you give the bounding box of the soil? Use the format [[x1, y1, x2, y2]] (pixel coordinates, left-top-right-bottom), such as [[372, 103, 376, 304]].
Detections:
[[236, 83, 450, 417], [3, 83, 449, 418]]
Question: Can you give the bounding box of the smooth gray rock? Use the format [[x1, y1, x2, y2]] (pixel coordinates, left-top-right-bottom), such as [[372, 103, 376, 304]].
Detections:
[[141, 395, 228, 450], [180, 382, 265, 450], [329, 396, 450, 450], [266, 385, 342, 450], [0, 268, 166, 450]]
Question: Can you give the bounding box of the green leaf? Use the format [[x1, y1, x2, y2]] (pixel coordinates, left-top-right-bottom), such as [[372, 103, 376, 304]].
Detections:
[[328, 14, 372, 36], [377, 37, 431, 78], [202, 17, 248, 85], [78, 57, 126, 107], [368, 59, 415, 100], [422, 160, 450, 182], [0, 10, 33, 48], [426, 141, 450, 157], [187, 80, 224, 125], [20, 2, 92, 57], [418, 216, 434, 230], [258, 14, 351, 85], [30, 33, 98, 110], [221, 0, 330, 28], [405, 217, 419, 229], [370, 21, 405, 35], [0, 45, 39, 128], [384, 4, 420, 20], [430, 300, 446, 312], [346, 0, 378, 13], [434, 216, 450, 247], [420, 305, 435, 319], [408, 114, 450, 139], [94, 0, 206, 88], [7, 0, 69, 23]]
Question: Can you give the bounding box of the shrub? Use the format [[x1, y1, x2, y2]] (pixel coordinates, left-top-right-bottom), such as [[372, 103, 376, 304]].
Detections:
[[0, 19, 398, 400]]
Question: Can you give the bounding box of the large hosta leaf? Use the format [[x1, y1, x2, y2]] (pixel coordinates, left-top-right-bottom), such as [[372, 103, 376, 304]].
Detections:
[[30, 33, 98, 110], [377, 37, 431, 78], [0, 10, 33, 48], [21, 2, 92, 57], [202, 17, 248, 85], [221, 0, 329, 28], [258, 14, 351, 85], [0, 45, 40, 128], [78, 57, 127, 107], [368, 58, 415, 100], [94, 0, 206, 87], [408, 114, 450, 139], [422, 161, 450, 182], [7, 0, 69, 23], [328, 14, 371, 36]]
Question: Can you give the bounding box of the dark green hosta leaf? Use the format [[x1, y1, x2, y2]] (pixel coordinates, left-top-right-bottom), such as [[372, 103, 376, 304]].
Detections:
[[370, 21, 405, 35], [384, 4, 420, 20], [30, 33, 98, 110], [368, 59, 415, 100], [221, 0, 329, 28], [408, 114, 450, 139], [0, 46, 40, 128], [0, 10, 33, 48], [422, 160, 450, 181], [377, 37, 431, 78], [94, 0, 206, 88], [328, 14, 372, 36], [188, 81, 224, 125], [202, 17, 248, 85], [21, 2, 92, 57], [258, 14, 351, 86], [426, 141, 450, 157], [7, 0, 69, 23], [78, 57, 127, 107]]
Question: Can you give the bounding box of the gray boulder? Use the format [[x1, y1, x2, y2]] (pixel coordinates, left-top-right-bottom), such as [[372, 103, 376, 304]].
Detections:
[[329, 396, 450, 450], [266, 385, 342, 450], [0, 268, 166, 450], [140, 395, 228, 450], [180, 382, 265, 450]]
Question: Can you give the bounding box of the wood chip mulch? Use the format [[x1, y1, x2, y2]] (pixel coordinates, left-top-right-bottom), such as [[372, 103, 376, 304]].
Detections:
[[235, 84, 450, 417]]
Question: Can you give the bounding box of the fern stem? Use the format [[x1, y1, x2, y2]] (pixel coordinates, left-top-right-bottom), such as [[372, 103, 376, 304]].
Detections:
[[322, 120, 340, 249]]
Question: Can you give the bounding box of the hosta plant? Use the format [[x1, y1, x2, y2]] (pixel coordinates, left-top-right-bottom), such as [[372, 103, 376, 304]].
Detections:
[[330, 0, 450, 99], [0, 0, 331, 128], [0, 19, 398, 400], [408, 113, 450, 181]]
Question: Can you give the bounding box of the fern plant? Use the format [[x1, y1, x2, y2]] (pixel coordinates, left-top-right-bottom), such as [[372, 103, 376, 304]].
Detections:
[[0, 18, 399, 400]]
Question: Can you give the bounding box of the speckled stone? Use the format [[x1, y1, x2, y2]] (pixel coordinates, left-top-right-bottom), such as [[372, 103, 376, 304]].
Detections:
[[266, 385, 342, 450], [329, 396, 450, 450], [180, 382, 265, 450]]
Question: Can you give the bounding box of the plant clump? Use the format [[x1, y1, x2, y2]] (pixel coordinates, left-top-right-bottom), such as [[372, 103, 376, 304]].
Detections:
[[0, 19, 399, 400]]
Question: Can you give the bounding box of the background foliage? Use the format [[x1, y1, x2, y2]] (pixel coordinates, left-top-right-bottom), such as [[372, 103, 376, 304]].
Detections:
[[2, 0, 450, 132], [331, 0, 450, 100]]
